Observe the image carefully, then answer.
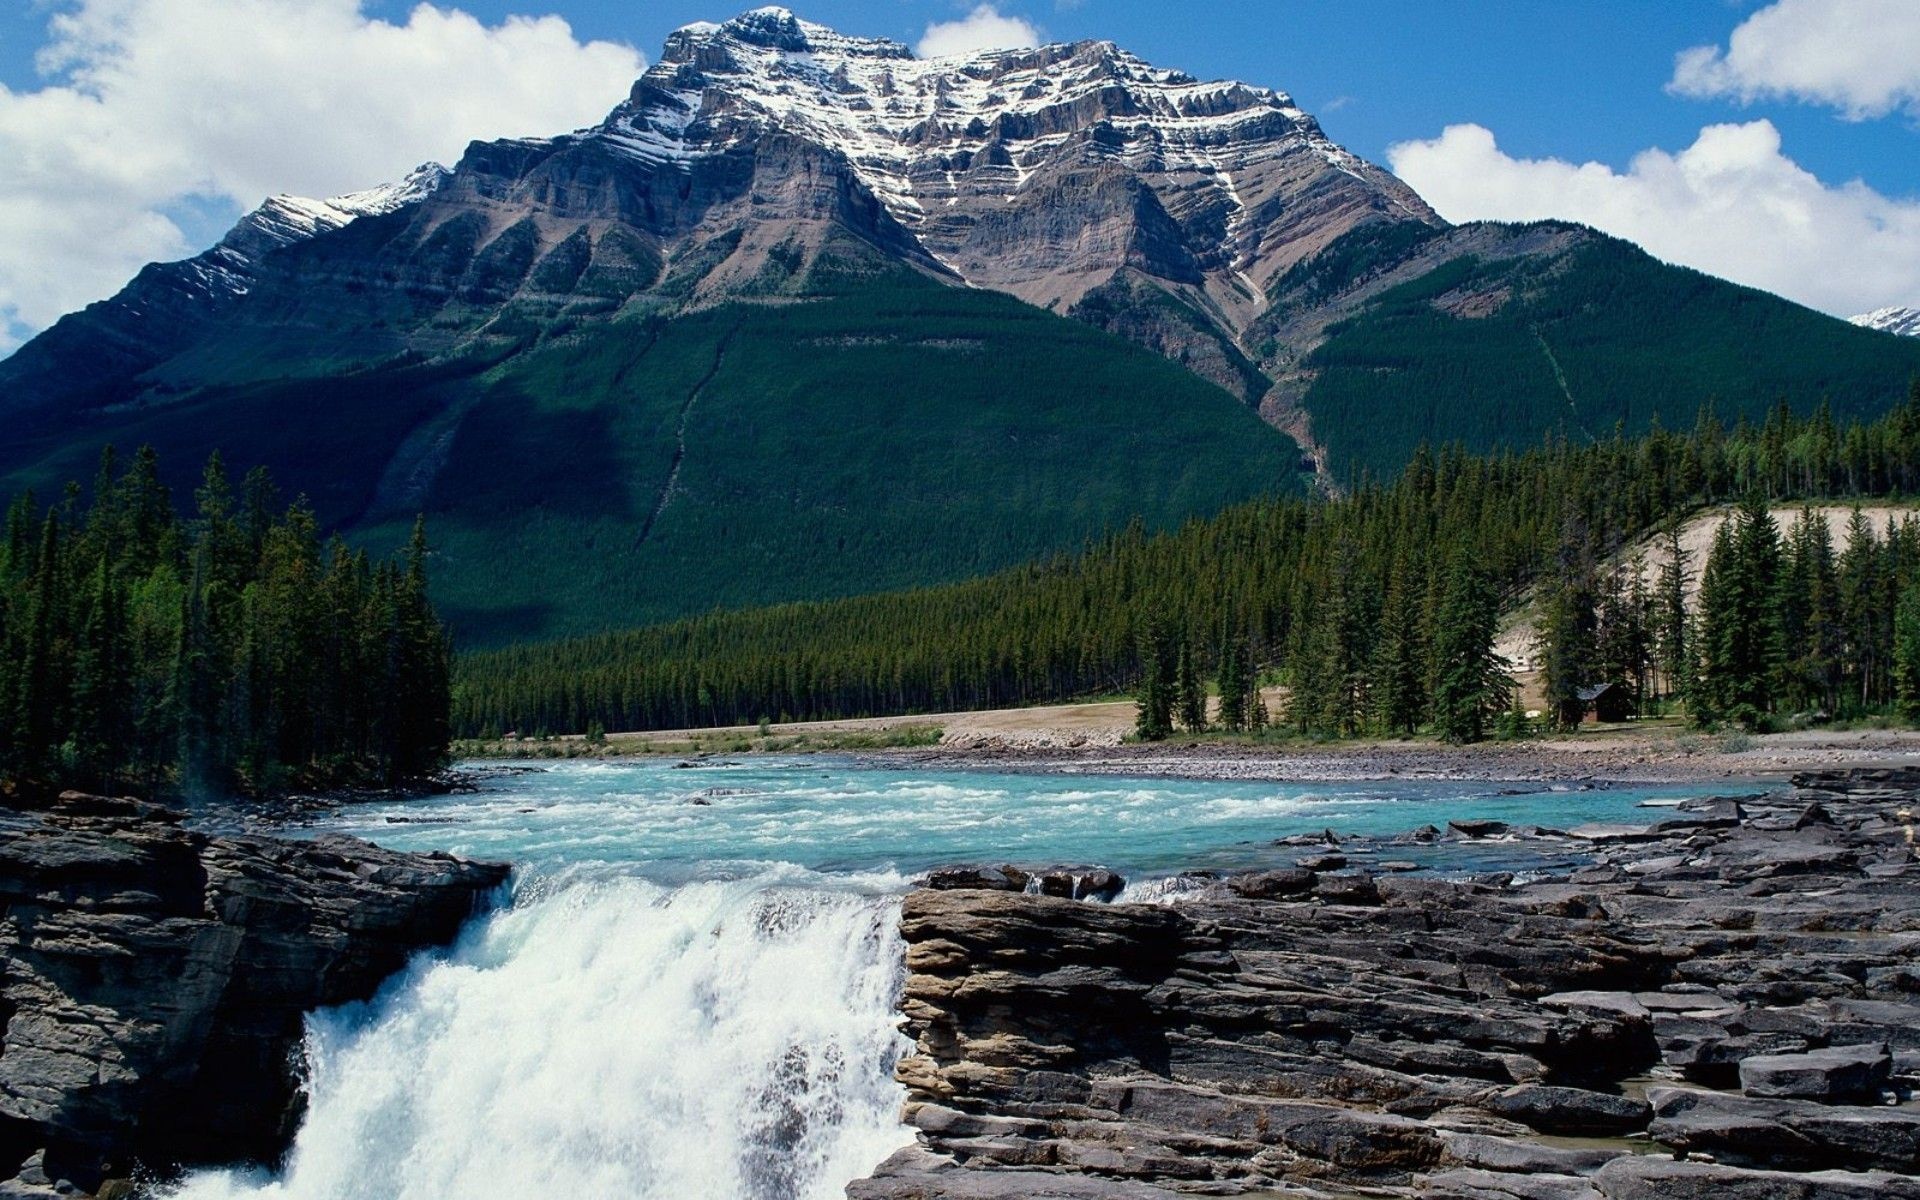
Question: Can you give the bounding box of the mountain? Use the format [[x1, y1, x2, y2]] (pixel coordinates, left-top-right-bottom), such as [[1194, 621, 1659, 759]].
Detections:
[[3, 7, 1917, 642], [1853, 307, 1920, 338]]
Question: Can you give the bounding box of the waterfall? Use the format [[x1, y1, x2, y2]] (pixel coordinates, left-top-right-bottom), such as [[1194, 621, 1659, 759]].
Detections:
[[167, 872, 910, 1200]]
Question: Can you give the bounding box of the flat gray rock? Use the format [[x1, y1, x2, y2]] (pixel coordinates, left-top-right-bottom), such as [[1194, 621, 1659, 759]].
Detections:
[[1593, 1154, 1920, 1198], [1740, 1043, 1893, 1103], [1484, 1085, 1652, 1136]]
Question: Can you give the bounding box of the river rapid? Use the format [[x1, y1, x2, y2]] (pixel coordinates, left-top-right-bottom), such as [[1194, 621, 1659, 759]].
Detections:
[[166, 757, 1732, 1200]]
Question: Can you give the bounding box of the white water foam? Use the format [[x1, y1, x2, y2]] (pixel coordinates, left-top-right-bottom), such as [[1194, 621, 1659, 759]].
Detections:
[[167, 873, 910, 1200]]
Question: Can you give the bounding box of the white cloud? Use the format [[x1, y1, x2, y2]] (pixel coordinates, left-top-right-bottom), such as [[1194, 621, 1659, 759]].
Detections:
[[1386, 120, 1920, 318], [1671, 0, 1920, 120], [916, 4, 1042, 59], [0, 0, 644, 345]]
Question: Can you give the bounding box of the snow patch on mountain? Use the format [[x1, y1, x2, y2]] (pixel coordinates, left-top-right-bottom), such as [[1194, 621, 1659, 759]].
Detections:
[[1852, 306, 1920, 337], [248, 164, 454, 248], [185, 163, 452, 301]]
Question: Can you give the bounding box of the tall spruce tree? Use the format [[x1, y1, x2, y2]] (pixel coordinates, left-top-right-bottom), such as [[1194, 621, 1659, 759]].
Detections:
[[1215, 634, 1250, 733], [1837, 508, 1886, 713], [1368, 550, 1427, 736], [1695, 496, 1785, 726], [1654, 521, 1690, 703], [1134, 616, 1175, 741], [1539, 516, 1600, 728], [1431, 553, 1509, 744], [1174, 634, 1207, 734], [1895, 579, 1920, 719], [1782, 508, 1840, 714]]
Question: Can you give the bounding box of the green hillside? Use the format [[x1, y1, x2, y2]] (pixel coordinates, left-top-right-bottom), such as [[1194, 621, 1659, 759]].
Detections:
[[1285, 226, 1920, 481], [0, 277, 1305, 645], [454, 389, 1920, 739]]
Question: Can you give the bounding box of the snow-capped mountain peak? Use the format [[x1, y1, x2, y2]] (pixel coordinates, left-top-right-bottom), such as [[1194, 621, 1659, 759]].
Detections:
[[581, 7, 1432, 320], [1851, 307, 1920, 338]]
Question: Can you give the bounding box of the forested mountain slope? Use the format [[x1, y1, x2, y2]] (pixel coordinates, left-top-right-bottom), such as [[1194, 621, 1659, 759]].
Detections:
[[454, 394, 1920, 737]]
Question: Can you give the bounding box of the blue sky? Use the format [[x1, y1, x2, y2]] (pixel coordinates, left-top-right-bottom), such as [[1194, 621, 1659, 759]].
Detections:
[[8, 2, 1906, 193], [3, 0, 1920, 349]]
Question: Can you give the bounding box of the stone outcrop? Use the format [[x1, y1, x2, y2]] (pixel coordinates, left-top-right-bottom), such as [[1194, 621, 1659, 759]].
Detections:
[[0, 791, 508, 1198], [856, 769, 1920, 1198]]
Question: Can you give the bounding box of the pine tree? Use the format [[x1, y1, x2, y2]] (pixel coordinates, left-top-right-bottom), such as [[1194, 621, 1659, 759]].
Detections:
[[1781, 508, 1840, 714], [1293, 542, 1366, 737], [14, 515, 67, 776], [1431, 553, 1510, 744], [1134, 617, 1175, 741], [1696, 496, 1785, 726], [1368, 551, 1426, 736], [1894, 579, 1920, 720], [67, 554, 130, 787], [1174, 634, 1207, 734], [1215, 634, 1249, 733], [1837, 508, 1885, 713], [1539, 517, 1600, 729]]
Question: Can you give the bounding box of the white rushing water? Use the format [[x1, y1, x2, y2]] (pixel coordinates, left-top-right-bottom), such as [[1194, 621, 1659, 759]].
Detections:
[[170, 868, 909, 1200], [166, 758, 1730, 1199]]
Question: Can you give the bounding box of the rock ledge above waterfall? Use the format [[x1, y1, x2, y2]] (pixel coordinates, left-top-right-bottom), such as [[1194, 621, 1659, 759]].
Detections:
[[0, 790, 509, 1198], [859, 768, 1920, 1198]]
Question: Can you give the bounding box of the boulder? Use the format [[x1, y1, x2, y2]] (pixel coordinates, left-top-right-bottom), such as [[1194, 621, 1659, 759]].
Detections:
[[1740, 1044, 1893, 1103], [1448, 819, 1510, 838], [1484, 1085, 1652, 1136], [1649, 1086, 1920, 1173], [1315, 872, 1381, 905], [1439, 1132, 1625, 1175], [922, 864, 1124, 902], [1422, 1168, 1603, 1199], [1592, 1155, 1920, 1199], [1225, 867, 1317, 899], [924, 865, 1025, 892], [1296, 852, 1348, 871]]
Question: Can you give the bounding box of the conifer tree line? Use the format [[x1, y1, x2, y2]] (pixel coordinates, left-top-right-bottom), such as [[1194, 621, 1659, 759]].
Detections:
[[456, 388, 1920, 742], [0, 447, 453, 796], [1532, 493, 1920, 731]]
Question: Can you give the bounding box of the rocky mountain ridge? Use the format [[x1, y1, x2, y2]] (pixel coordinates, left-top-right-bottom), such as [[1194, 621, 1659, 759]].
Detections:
[[3, 7, 1433, 418]]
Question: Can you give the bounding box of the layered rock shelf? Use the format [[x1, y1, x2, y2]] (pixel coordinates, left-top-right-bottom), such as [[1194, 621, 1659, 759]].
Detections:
[[858, 769, 1920, 1199], [0, 791, 509, 1198]]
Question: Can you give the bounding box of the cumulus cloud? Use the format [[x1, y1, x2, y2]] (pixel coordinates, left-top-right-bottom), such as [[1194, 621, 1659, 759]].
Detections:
[[917, 5, 1042, 59], [1386, 120, 1920, 318], [1670, 0, 1920, 120], [0, 0, 644, 350]]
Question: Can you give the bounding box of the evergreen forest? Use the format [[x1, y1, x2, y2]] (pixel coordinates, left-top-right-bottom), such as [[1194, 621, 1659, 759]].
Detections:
[[456, 387, 1920, 743], [0, 448, 453, 796]]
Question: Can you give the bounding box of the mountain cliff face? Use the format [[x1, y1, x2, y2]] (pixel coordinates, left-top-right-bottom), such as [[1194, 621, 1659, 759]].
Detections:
[[2, 8, 1916, 641]]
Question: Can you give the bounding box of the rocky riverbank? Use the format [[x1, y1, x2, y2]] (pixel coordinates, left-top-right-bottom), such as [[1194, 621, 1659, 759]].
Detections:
[[858, 768, 1920, 1198], [0, 790, 509, 1198], [889, 727, 1920, 784]]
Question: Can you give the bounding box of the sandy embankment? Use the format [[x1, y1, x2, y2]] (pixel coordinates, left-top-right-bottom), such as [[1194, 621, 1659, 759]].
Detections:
[[585, 695, 1920, 783]]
